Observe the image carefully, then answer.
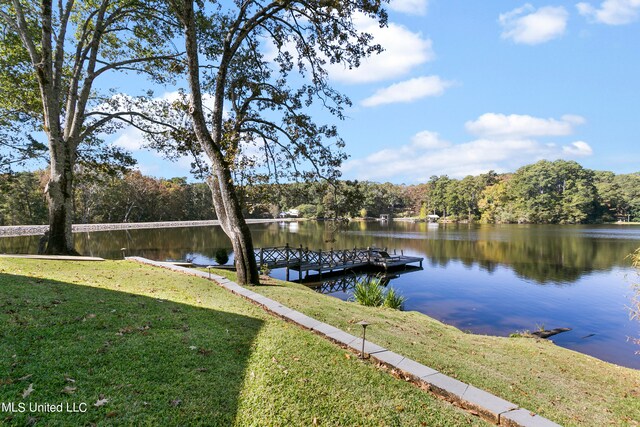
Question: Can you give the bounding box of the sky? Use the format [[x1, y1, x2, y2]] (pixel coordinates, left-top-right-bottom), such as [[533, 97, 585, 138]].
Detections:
[[109, 0, 640, 184]]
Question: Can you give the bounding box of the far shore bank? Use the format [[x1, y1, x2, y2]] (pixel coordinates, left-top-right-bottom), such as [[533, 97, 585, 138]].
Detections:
[[0, 218, 300, 238], [1, 217, 637, 239]]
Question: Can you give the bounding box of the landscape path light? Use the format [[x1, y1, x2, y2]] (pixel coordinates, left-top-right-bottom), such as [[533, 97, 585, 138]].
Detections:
[[356, 320, 371, 359], [206, 266, 215, 279]]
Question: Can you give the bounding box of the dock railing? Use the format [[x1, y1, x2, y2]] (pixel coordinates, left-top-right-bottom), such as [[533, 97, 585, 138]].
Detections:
[[254, 244, 422, 280]]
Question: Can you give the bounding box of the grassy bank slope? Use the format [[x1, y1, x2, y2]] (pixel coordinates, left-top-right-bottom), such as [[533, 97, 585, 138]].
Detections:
[[208, 271, 640, 427], [0, 259, 484, 426]]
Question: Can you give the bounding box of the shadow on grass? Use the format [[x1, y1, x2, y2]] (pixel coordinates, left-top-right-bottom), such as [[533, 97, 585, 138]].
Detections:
[[0, 272, 263, 426]]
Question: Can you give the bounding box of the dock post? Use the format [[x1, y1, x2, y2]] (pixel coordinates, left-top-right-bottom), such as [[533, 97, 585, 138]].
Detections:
[[285, 243, 290, 280], [305, 247, 310, 279], [330, 248, 334, 272], [401, 249, 404, 256], [298, 245, 303, 281], [318, 249, 323, 278], [260, 248, 264, 268]]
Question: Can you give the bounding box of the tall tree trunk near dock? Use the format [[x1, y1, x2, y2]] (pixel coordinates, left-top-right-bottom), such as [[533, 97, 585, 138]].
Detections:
[[177, 0, 260, 284], [209, 175, 260, 285]]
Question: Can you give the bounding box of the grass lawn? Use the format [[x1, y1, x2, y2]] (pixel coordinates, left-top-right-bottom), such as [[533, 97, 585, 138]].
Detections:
[[204, 269, 640, 427], [0, 259, 486, 426]]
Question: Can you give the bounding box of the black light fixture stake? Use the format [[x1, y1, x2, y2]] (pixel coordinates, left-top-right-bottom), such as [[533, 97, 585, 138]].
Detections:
[[357, 320, 371, 359]]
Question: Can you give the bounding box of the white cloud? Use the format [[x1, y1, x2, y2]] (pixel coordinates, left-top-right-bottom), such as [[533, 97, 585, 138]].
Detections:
[[361, 76, 453, 107], [389, 0, 428, 15], [411, 130, 452, 149], [112, 127, 144, 151], [577, 0, 640, 25], [499, 4, 569, 45], [563, 140, 593, 156], [465, 113, 585, 139], [327, 15, 434, 84], [343, 116, 593, 183]]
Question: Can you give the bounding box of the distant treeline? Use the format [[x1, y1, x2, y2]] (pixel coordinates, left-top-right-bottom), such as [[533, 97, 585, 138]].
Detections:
[[1, 160, 638, 226]]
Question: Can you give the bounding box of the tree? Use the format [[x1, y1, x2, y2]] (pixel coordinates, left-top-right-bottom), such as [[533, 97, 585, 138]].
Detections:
[[0, 0, 180, 254], [0, 19, 46, 170], [478, 179, 511, 223], [615, 173, 640, 222], [168, 0, 387, 284], [0, 170, 47, 225], [429, 175, 452, 218], [507, 160, 596, 224]]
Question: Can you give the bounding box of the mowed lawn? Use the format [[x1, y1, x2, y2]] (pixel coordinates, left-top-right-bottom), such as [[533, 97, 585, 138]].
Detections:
[[208, 269, 640, 427], [0, 259, 486, 426]]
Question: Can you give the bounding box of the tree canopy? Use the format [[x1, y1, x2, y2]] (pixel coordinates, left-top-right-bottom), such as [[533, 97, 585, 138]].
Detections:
[[0, 0, 181, 253], [159, 0, 388, 284]]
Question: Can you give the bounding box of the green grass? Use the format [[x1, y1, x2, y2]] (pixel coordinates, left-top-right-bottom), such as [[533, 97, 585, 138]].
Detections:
[[208, 270, 640, 427], [0, 259, 485, 426]]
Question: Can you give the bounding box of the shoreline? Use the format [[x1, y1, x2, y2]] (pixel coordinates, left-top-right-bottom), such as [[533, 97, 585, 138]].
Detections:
[[0, 218, 298, 238]]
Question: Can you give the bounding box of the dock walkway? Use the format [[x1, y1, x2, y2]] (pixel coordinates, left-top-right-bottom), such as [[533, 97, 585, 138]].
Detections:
[[255, 244, 423, 280]]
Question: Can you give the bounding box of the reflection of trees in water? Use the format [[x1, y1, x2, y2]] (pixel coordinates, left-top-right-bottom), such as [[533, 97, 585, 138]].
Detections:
[[305, 272, 394, 294], [0, 235, 39, 254], [262, 222, 639, 285], [357, 223, 638, 284], [72, 227, 233, 260], [631, 248, 640, 353], [1, 222, 638, 285]]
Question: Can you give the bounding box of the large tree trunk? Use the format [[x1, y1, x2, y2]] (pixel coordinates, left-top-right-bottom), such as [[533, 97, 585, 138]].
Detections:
[[44, 138, 78, 255], [177, 0, 260, 285], [209, 175, 260, 285]]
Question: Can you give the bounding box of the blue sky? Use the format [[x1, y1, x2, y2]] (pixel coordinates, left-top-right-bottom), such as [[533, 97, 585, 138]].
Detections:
[[110, 0, 640, 184]]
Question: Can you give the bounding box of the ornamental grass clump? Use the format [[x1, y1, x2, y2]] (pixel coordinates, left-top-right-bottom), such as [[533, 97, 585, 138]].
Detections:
[[382, 287, 406, 310], [353, 275, 406, 310]]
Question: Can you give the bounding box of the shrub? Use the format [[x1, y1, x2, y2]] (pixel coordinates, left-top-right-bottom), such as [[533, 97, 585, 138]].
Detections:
[[214, 248, 229, 265], [260, 264, 271, 276], [383, 287, 406, 310], [353, 275, 405, 310], [295, 204, 318, 218], [353, 276, 384, 307]]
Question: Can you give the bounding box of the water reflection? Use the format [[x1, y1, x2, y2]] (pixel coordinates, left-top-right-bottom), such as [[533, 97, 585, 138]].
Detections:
[[301, 268, 421, 296], [2, 222, 639, 285]]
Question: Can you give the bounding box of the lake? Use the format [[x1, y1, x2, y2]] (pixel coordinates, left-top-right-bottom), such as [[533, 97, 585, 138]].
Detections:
[[2, 221, 639, 369]]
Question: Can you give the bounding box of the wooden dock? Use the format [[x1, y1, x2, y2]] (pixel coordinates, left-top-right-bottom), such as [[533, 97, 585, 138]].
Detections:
[[255, 244, 423, 280]]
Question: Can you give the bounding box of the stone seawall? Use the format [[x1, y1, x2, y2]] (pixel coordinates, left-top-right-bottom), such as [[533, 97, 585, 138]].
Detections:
[[0, 219, 292, 238]]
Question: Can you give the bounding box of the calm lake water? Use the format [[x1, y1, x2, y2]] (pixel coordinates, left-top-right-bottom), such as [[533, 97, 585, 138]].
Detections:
[[2, 221, 640, 369]]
